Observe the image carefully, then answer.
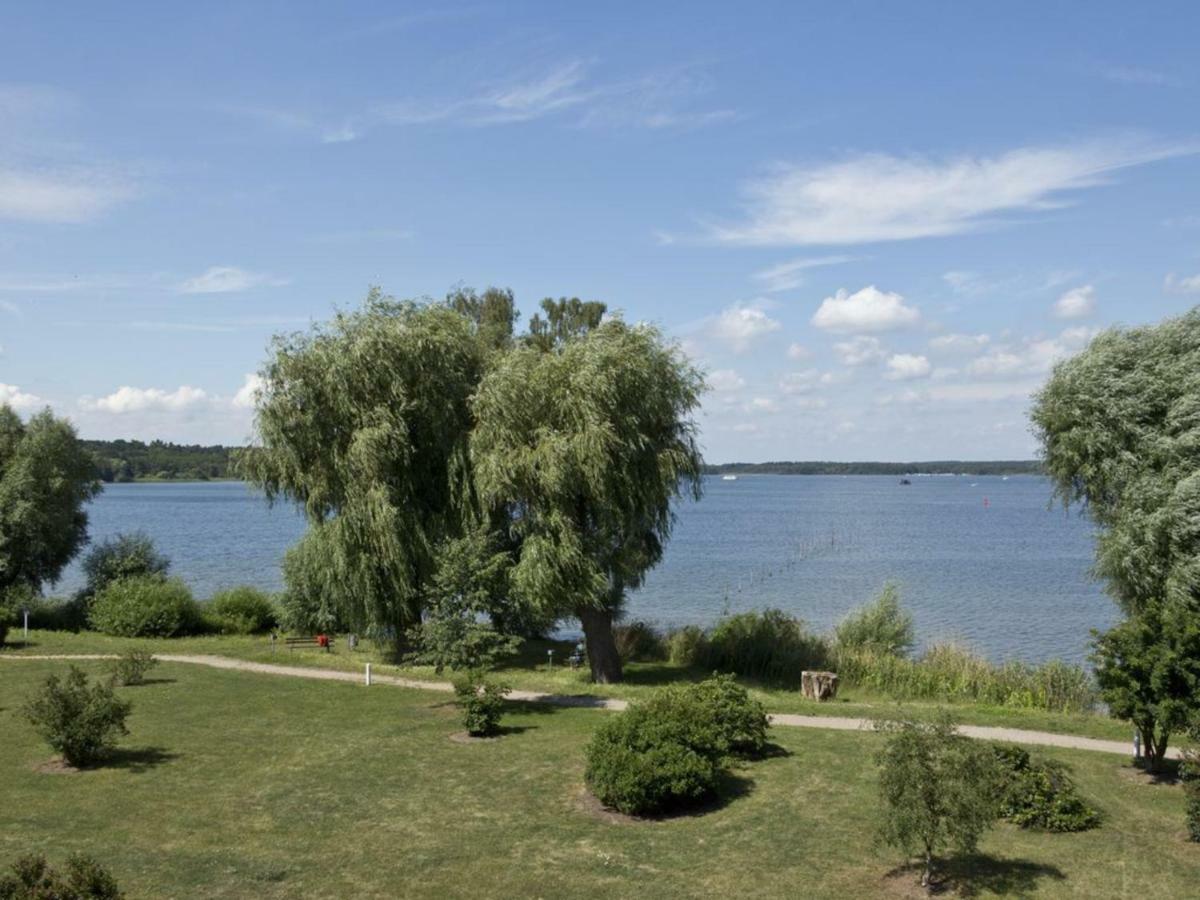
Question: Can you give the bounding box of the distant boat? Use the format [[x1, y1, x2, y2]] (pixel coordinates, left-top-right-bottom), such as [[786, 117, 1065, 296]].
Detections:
[[899, 478, 912, 485], [722, 474, 738, 481]]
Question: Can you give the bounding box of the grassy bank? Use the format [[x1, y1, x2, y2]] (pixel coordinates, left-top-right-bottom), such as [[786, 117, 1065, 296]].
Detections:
[[2, 658, 1195, 898]]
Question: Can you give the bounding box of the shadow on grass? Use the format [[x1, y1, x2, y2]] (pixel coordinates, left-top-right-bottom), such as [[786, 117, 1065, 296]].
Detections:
[[121, 677, 177, 687], [103, 746, 180, 773], [1127, 758, 1182, 785], [886, 854, 1067, 897]]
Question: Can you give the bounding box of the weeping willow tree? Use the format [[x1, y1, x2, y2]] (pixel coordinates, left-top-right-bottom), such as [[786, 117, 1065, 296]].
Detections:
[[241, 290, 486, 648], [471, 318, 705, 682], [1032, 307, 1200, 769]]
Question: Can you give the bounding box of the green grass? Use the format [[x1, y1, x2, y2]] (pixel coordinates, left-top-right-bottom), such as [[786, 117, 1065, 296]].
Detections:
[[4, 630, 1133, 741], [1, 658, 1196, 898]]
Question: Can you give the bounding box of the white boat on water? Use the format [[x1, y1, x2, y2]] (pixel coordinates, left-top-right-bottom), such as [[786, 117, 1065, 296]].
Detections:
[[722, 474, 738, 481]]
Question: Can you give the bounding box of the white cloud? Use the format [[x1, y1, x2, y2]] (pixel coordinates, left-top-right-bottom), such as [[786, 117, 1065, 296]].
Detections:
[[1053, 285, 1096, 319], [85, 385, 211, 414], [709, 301, 781, 352], [967, 327, 1098, 378], [0, 166, 132, 224], [708, 369, 746, 392], [232, 374, 263, 409], [786, 342, 811, 361], [178, 266, 289, 294], [812, 286, 920, 333], [885, 353, 932, 381], [779, 369, 820, 394], [752, 255, 853, 292], [1165, 272, 1200, 294], [833, 335, 885, 366], [710, 138, 1193, 246], [746, 397, 779, 414], [941, 270, 999, 297], [0, 382, 42, 411], [929, 332, 990, 354]]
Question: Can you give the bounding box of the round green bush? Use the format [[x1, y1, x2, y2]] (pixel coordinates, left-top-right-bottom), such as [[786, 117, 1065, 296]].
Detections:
[[207, 587, 278, 634], [0, 603, 13, 646], [89, 576, 200, 637]]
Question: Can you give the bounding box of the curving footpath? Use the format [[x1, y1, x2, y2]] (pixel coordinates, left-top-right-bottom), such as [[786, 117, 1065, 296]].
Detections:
[[2, 653, 1176, 760]]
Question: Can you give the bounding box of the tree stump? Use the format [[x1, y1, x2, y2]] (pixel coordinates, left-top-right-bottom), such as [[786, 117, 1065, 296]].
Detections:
[[801, 670, 839, 701]]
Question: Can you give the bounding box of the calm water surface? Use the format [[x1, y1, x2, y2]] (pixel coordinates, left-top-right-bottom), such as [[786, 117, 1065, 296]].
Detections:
[[56, 476, 1115, 664]]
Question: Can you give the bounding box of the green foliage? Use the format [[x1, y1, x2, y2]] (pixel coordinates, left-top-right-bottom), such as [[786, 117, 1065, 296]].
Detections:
[[451, 671, 510, 737], [83, 438, 231, 483], [242, 291, 486, 647], [874, 713, 1001, 889], [22, 666, 131, 767], [992, 744, 1101, 832], [89, 576, 200, 638], [277, 528, 347, 634], [0, 406, 101, 596], [834, 584, 914, 656], [0, 602, 12, 646], [614, 621, 668, 663], [1182, 723, 1200, 842], [107, 650, 158, 687], [20, 594, 88, 632], [584, 675, 767, 815], [665, 624, 708, 666], [208, 587, 278, 634], [699, 609, 830, 685], [837, 643, 1097, 713], [0, 853, 123, 900], [80, 533, 170, 601], [445, 285, 518, 353], [524, 296, 607, 351]]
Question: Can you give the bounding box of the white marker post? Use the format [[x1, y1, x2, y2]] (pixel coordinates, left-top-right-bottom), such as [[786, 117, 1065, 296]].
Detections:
[[23, 607, 29, 639], [365, 663, 372, 687]]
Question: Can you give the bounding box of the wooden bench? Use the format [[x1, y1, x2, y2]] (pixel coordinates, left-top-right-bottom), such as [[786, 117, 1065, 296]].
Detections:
[[281, 635, 335, 652]]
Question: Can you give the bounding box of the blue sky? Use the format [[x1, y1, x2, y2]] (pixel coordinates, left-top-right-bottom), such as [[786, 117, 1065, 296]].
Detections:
[[2, 1, 1199, 461]]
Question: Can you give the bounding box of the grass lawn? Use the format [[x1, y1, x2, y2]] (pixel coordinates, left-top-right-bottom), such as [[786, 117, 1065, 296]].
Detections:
[[5, 630, 1132, 742], [2, 658, 1197, 898]]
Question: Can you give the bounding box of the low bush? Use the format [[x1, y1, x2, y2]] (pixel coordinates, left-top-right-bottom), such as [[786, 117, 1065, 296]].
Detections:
[[452, 671, 510, 737], [584, 675, 768, 815], [80, 532, 170, 601], [107, 650, 158, 687], [1182, 725, 1200, 842], [614, 620, 668, 662], [207, 587, 278, 634], [699, 609, 830, 685], [0, 853, 123, 899], [0, 603, 13, 647], [665, 624, 708, 667], [89, 576, 201, 638], [993, 744, 1101, 832], [22, 595, 88, 632], [22, 666, 131, 767], [834, 584, 914, 656]]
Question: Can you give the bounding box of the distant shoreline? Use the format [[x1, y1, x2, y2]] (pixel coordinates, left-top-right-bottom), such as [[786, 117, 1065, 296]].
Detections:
[[703, 460, 1042, 476]]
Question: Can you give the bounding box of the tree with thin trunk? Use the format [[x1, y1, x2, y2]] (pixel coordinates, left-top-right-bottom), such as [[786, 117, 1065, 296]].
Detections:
[[875, 714, 1000, 892], [471, 317, 704, 682]]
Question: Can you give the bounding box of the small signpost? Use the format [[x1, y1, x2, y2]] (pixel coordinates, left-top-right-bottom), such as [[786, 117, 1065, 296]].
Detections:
[[547, 649, 555, 671]]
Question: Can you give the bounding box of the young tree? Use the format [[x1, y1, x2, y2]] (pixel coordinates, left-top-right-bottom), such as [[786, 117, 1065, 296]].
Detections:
[[23, 666, 131, 767], [240, 291, 486, 647], [875, 714, 1000, 891], [472, 318, 704, 682], [0, 406, 101, 598], [79, 532, 170, 601], [1032, 309, 1200, 768]]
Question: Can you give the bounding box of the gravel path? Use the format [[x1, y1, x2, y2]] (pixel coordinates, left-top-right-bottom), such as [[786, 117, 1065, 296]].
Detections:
[[4, 653, 1174, 760]]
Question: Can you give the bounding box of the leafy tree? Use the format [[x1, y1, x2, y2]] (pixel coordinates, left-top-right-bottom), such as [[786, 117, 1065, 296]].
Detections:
[[79, 532, 170, 601], [472, 318, 704, 682], [445, 285, 518, 354], [0, 406, 100, 596], [1032, 309, 1200, 769], [241, 291, 486, 648], [874, 714, 1000, 891], [525, 296, 607, 351]]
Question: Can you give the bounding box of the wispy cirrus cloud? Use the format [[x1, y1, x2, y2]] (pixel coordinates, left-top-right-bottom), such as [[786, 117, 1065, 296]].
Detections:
[[752, 255, 853, 292], [708, 137, 1195, 246], [177, 266, 290, 294]]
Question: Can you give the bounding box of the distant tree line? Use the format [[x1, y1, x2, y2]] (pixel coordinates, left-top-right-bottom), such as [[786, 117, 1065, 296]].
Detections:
[[702, 460, 1043, 476], [82, 440, 235, 483]]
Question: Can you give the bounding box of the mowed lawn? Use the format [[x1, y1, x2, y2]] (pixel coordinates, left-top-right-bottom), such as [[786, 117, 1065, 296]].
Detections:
[[1, 660, 1197, 899]]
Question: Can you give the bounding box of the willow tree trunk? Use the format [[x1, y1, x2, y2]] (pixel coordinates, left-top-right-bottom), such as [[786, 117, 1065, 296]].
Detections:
[[578, 605, 623, 683]]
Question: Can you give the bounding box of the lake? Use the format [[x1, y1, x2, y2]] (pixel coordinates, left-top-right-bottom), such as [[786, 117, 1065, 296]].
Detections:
[[54, 476, 1115, 665]]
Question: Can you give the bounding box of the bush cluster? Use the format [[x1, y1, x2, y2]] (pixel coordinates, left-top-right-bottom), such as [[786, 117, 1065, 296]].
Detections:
[[992, 744, 1101, 832], [1183, 728, 1200, 842], [89, 576, 201, 638], [697, 609, 831, 685], [80, 532, 170, 601], [0, 603, 13, 647], [834, 584, 914, 656], [22, 666, 131, 767], [206, 587, 278, 634], [613, 620, 668, 663], [584, 674, 769, 816], [107, 649, 158, 687], [0, 853, 123, 900], [452, 671, 511, 737]]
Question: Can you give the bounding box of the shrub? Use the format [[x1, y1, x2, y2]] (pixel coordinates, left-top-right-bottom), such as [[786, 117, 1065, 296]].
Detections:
[[666, 625, 708, 667], [1182, 724, 1200, 842], [207, 587, 278, 634], [0, 853, 123, 899], [107, 650, 158, 687], [992, 744, 1101, 832], [614, 620, 667, 663], [89, 576, 200, 638], [700, 609, 830, 685], [22, 595, 88, 632], [686, 673, 770, 757], [834, 584, 914, 656], [22, 666, 131, 767], [452, 671, 510, 737], [80, 532, 169, 601], [0, 603, 12, 647]]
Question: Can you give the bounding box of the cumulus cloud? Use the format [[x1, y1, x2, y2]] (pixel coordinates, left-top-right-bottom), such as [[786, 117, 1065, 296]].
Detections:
[[0, 382, 43, 411], [833, 335, 885, 366], [967, 327, 1098, 378], [885, 353, 932, 381], [178, 266, 289, 294], [812, 286, 920, 333], [1053, 285, 1096, 319], [786, 342, 810, 361], [752, 254, 853, 292], [709, 301, 781, 352], [928, 332, 991, 354], [232, 373, 263, 409], [85, 385, 210, 414], [1165, 272, 1200, 294], [709, 138, 1193, 246], [707, 369, 746, 392], [779, 369, 820, 394]]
